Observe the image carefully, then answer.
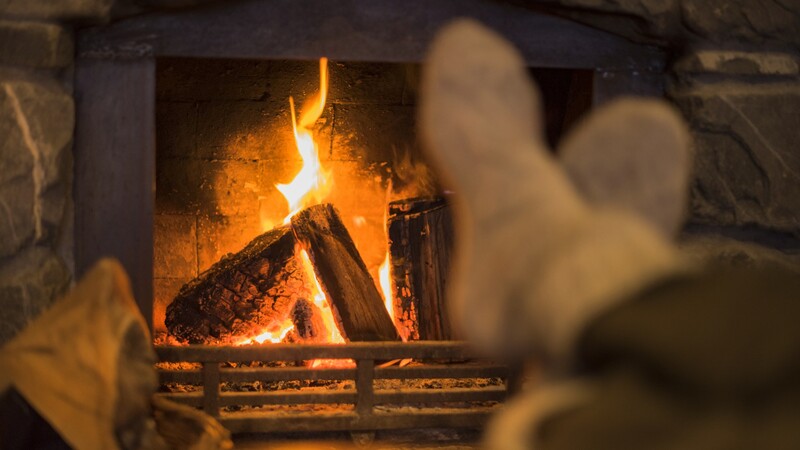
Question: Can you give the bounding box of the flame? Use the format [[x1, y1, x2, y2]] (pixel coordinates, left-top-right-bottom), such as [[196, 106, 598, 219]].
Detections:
[[377, 186, 405, 341], [300, 248, 354, 368], [276, 57, 344, 348], [299, 249, 345, 344], [275, 58, 332, 223], [233, 247, 345, 350], [250, 58, 345, 358], [353, 216, 367, 227], [379, 253, 394, 321], [237, 58, 405, 356], [239, 58, 342, 349]]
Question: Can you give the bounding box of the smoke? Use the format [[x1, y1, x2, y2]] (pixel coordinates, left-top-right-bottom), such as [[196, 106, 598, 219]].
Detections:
[[390, 146, 441, 201]]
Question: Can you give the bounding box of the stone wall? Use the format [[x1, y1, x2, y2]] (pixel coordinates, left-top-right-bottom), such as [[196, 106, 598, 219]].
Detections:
[[524, 0, 800, 265], [671, 50, 800, 267], [670, 51, 800, 236], [0, 0, 203, 343], [0, 1, 114, 343]]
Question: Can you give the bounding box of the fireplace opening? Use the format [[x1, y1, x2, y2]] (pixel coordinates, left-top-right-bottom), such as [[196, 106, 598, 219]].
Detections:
[[153, 56, 593, 349]]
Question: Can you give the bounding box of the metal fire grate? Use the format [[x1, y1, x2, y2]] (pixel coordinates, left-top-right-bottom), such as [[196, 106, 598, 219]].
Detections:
[[155, 341, 517, 434]]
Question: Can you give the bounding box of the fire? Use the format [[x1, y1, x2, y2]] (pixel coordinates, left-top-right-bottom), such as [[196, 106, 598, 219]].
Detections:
[[379, 253, 394, 321], [275, 58, 332, 223], [301, 248, 353, 368], [299, 249, 344, 344], [276, 58, 342, 347], [239, 57, 400, 357], [242, 57, 345, 354], [353, 216, 367, 227], [377, 189, 402, 340], [378, 251, 408, 342]]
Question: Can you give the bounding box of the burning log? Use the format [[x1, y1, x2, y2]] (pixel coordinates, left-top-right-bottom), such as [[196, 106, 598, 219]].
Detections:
[[388, 197, 456, 340], [292, 204, 400, 342], [165, 226, 311, 344], [166, 203, 400, 344]]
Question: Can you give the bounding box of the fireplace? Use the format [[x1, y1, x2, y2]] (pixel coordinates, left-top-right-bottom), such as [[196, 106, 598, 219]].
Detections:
[[70, 0, 665, 435], [2, 0, 796, 446], [68, 0, 667, 438]]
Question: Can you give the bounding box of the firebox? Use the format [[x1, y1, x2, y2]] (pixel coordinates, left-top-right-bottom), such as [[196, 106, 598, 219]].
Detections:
[[152, 57, 426, 344], [152, 56, 597, 347]]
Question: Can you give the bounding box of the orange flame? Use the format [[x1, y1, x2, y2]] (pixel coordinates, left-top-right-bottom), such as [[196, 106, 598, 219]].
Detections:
[[275, 58, 332, 223], [277, 58, 343, 347], [241, 58, 341, 349], [239, 58, 404, 356], [379, 253, 394, 321], [301, 247, 353, 368], [377, 190, 404, 341], [378, 250, 408, 342], [299, 249, 344, 344]]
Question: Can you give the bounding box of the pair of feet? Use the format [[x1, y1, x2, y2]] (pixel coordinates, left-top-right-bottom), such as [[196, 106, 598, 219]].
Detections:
[[419, 19, 692, 363]]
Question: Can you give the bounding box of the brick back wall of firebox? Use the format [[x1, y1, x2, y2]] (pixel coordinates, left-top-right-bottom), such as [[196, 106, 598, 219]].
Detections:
[[153, 58, 424, 332]]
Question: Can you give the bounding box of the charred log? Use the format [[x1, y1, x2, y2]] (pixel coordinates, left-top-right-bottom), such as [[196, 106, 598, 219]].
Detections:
[[165, 226, 310, 344], [388, 197, 456, 340], [291, 204, 400, 342]]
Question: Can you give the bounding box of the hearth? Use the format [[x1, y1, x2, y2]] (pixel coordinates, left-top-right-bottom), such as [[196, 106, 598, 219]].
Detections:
[[153, 57, 423, 346], [156, 341, 517, 434], [148, 54, 574, 433]]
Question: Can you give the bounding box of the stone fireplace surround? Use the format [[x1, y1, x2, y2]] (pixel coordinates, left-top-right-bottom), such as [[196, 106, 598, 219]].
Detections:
[[0, 0, 798, 343]]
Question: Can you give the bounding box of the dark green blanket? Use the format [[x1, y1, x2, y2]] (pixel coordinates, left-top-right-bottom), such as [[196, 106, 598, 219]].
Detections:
[[540, 268, 800, 450]]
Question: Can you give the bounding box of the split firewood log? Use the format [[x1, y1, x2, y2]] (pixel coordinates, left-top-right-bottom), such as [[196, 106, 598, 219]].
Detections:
[[388, 196, 456, 340], [166, 204, 402, 344], [292, 204, 400, 342]]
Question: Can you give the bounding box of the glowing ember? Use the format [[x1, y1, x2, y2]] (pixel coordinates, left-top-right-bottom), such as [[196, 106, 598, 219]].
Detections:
[[235, 318, 295, 345], [379, 253, 394, 321], [275, 58, 332, 223]]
